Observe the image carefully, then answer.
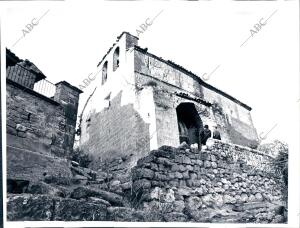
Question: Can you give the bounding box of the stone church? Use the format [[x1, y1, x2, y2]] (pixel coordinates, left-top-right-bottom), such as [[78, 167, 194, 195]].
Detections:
[[79, 32, 259, 166]]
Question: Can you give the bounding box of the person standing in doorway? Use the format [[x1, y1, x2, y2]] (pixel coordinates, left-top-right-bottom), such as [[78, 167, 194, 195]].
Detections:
[[213, 126, 221, 140], [201, 125, 211, 145]]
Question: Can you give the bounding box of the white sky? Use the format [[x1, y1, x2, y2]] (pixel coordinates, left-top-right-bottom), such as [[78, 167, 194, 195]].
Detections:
[[1, 0, 299, 144], [1, 1, 299, 227]]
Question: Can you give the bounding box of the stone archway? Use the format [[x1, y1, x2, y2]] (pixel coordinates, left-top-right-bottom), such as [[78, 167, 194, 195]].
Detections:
[[176, 102, 203, 145]]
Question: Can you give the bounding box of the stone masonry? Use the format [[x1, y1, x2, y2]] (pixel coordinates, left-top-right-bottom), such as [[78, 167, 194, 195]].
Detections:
[[5, 37, 287, 224], [6, 49, 82, 184], [6, 139, 287, 223], [79, 32, 259, 171], [131, 139, 286, 223]]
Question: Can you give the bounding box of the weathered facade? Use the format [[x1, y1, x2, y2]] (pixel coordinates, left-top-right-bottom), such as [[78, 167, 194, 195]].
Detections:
[[6, 49, 82, 182], [79, 32, 258, 168]]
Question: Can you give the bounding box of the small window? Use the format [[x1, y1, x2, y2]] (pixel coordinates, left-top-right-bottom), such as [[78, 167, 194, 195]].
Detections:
[[102, 61, 108, 85], [113, 47, 120, 71]]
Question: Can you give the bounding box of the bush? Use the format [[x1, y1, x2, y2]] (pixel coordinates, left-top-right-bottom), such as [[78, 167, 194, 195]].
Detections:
[[258, 140, 288, 182], [258, 140, 288, 157]]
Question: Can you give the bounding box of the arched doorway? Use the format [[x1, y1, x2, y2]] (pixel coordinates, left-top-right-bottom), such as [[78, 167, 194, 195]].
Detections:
[[176, 103, 203, 145]]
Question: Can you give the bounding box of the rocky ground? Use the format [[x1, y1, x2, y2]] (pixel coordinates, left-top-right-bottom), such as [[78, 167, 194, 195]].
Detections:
[[7, 143, 288, 223]]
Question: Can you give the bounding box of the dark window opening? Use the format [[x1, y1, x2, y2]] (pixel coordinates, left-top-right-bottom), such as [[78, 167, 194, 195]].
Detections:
[[102, 61, 108, 85], [113, 47, 120, 71]]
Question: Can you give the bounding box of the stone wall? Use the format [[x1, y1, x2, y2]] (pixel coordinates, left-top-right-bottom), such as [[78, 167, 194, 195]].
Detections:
[[6, 79, 81, 184], [54, 81, 81, 153], [7, 81, 68, 157], [6, 138, 287, 223], [134, 49, 258, 147], [80, 91, 151, 170], [131, 139, 287, 223], [134, 72, 257, 148]]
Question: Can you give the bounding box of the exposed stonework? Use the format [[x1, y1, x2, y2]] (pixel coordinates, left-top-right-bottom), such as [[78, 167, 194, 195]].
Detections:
[[80, 91, 150, 169], [6, 139, 287, 223], [79, 32, 259, 170], [6, 49, 82, 184], [134, 48, 258, 148], [5, 35, 287, 224], [131, 139, 287, 223]]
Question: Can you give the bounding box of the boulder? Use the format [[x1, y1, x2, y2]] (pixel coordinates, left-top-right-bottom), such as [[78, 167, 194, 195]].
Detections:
[[97, 171, 108, 180], [194, 187, 205, 196], [186, 208, 215, 223], [150, 187, 163, 200], [70, 186, 123, 206], [232, 201, 269, 212], [223, 194, 236, 204], [157, 157, 173, 166], [54, 198, 107, 221], [156, 146, 177, 158], [185, 196, 202, 211], [178, 142, 190, 150], [165, 189, 175, 203], [132, 168, 154, 180], [240, 193, 249, 203], [177, 187, 192, 196], [204, 161, 211, 168], [163, 212, 188, 222], [70, 166, 96, 181], [173, 200, 185, 212], [107, 207, 151, 222], [86, 197, 111, 206], [132, 179, 151, 192], [44, 175, 71, 186], [255, 192, 264, 201], [201, 194, 213, 206], [211, 162, 218, 168], [26, 181, 66, 197], [7, 194, 53, 221], [120, 182, 131, 191], [211, 194, 224, 208], [137, 154, 155, 166], [109, 180, 122, 193], [72, 174, 88, 180]]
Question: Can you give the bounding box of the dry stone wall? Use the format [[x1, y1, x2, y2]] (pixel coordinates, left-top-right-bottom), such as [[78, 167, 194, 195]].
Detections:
[[131, 139, 287, 223], [6, 139, 287, 223]]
